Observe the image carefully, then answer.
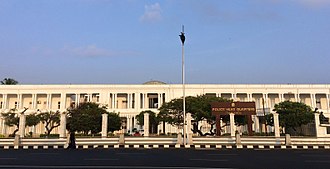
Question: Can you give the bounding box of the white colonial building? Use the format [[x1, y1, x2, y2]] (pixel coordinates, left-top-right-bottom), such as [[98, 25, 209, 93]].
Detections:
[[0, 81, 330, 137]]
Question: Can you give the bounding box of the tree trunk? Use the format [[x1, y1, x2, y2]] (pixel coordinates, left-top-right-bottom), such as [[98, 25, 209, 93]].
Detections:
[[12, 128, 19, 136]]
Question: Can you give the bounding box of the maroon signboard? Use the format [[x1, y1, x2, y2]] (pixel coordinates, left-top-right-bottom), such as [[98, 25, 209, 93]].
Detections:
[[211, 102, 256, 136], [211, 102, 256, 115]]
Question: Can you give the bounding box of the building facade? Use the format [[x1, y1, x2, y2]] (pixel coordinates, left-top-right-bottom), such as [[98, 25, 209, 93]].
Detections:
[[0, 82, 330, 136]]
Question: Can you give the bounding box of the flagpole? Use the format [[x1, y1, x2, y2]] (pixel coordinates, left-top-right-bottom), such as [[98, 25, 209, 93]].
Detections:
[[179, 25, 186, 145]]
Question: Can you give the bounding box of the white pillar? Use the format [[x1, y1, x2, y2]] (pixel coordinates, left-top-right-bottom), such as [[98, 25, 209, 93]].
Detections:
[[114, 94, 117, 109], [263, 93, 269, 108], [88, 94, 92, 102], [230, 113, 235, 137], [111, 94, 114, 108], [295, 93, 300, 102], [127, 116, 131, 134], [144, 113, 149, 137], [314, 112, 320, 137], [186, 113, 192, 134], [129, 93, 132, 109], [326, 94, 329, 113], [144, 94, 148, 109], [231, 93, 237, 101], [18, 113, 26, 138], [60, 93, 66, 111], [101, 113, 108, 138], [186, 113, 193, 145], [76, 94, 80, 107], [158, 93, 161, 108], [220, 118, 224, 134], [59, 112, 67, 138], [0, 118, 4, 135], [135, 93, 140, 110], [127, 94, 130, 109], [3, 94, 7, 109], [279, 93, 284, 102], [133, 116, 137, 130], [273, 113, 280, 138], [18, 94, 23, 110], [254, 115, 260, 132], [32, 94, 37, 110], [106, 93, 110, 108], [46, 94, 51, 109], [311, 94, 316, 108], [248, 93, 252, 101]]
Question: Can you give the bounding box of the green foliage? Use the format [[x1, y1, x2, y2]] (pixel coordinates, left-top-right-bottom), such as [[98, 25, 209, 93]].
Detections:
[[107, 112, 121, 133], [1, 78, 18, 85], [25, 113, 40, 127], [38, 111, 61, 136], [1, 108, 40, 136], [2, 110, 19, 128], [136, 110, 159, 125], [66, 102, 107, 135], [158, 95, 232, 136], [136, 110, 159, 134], [264, 114, 274, 126], [273, 101, 314, 135]]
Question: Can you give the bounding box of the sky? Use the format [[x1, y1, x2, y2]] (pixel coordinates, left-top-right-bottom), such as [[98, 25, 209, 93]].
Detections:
[[0, 0, 330, 84]]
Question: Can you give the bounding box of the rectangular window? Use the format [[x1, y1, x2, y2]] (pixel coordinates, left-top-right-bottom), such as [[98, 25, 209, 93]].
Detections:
[[58, 101, 61, 109], [0, 101, 2, 109], [15, 101, 18, 109]]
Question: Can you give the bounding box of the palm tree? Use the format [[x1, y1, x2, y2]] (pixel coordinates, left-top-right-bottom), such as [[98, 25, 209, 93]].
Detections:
[[1, 78, 18, 85]]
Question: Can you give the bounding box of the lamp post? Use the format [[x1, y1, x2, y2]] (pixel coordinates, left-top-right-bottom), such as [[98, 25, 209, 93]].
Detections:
[[179, 25, 186, 145]]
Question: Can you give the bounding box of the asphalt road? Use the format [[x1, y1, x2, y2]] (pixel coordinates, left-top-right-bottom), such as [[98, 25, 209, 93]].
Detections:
[[0, 148, 329, 169]]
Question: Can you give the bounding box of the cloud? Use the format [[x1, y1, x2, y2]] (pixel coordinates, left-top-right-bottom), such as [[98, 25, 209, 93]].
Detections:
[[61, 45, 114, 57], [140, 3, 162, 23]]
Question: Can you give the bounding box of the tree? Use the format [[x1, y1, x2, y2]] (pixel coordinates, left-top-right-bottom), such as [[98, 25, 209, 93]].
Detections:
[[158, 95, 238, 136], [272, 101, 314, 136], [107, 112, 121, 133], [1, 78, 18, 85], [136, 110, 159, 134], [25, 113, 40, 127], [1, 110, 20, 136], [38, 111, 61, 136], [1, 108, 40, 136], [66, 102, 107, 135]]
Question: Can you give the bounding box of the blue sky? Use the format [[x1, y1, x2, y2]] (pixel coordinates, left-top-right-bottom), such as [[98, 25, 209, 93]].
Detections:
[[1, 0, 330, 84]]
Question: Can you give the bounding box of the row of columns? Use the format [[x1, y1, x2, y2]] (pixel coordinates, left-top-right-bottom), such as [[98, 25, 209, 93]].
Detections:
[[1, 93, 330, 113], [9, 110, 318, 139], [16, 112, 67, 138]]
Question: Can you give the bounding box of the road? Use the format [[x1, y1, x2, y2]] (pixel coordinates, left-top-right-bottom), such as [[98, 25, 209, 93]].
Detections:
[[0, 148, 329, 169]]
